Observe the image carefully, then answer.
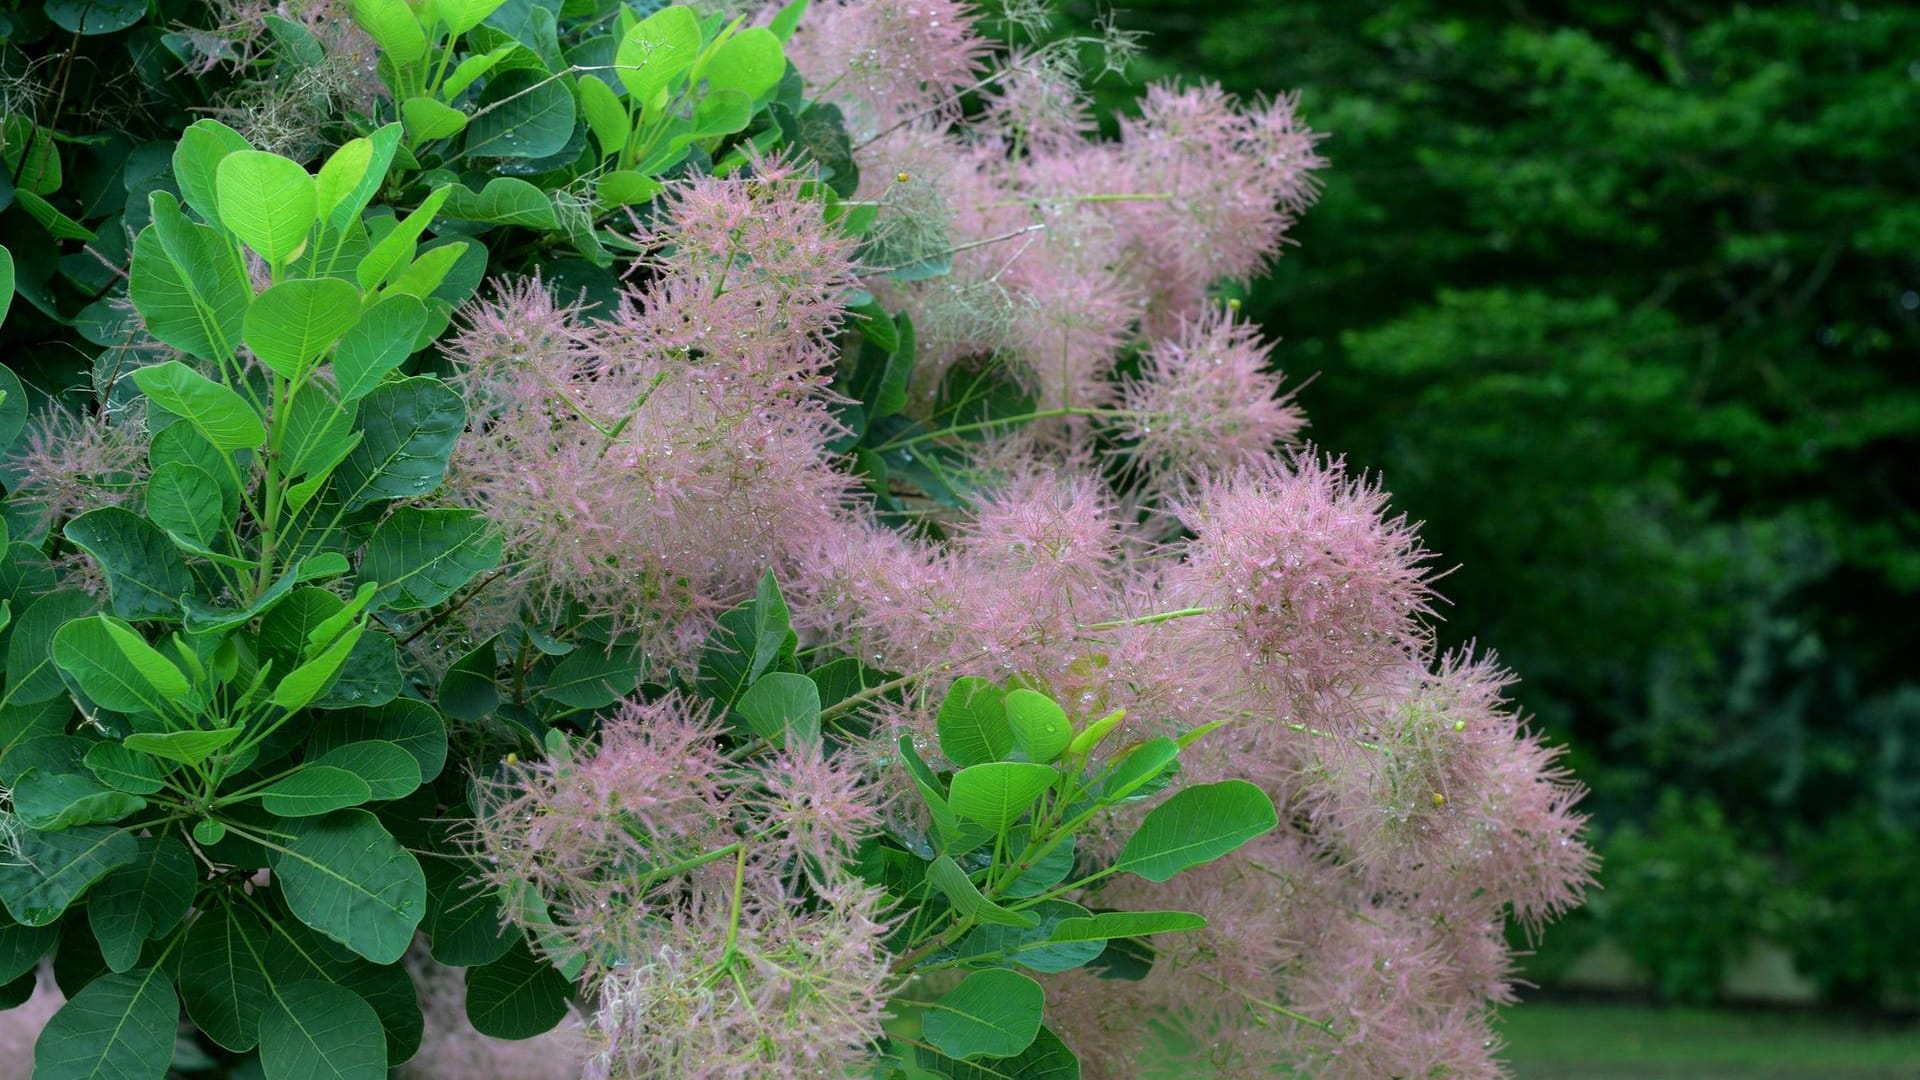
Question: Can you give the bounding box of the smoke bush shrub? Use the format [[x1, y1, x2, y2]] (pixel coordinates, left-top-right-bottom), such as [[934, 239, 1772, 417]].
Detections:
[[0, 1, 1592, 1078]]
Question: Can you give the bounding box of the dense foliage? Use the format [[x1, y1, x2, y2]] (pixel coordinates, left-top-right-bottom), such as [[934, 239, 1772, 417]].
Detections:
[[3, 1, 1593, 1077], [1064, 0, 1920, 1003]]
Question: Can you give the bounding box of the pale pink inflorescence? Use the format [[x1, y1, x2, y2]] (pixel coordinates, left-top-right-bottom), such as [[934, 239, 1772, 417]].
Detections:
[[456, 4, 1591, 1076]]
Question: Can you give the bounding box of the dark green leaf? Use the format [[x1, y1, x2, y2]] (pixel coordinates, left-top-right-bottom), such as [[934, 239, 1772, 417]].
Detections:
[[359, 507, 500, 610], [259, 979, 387, 1080], [31, 967, 178, 1080], [261, 766, 374, 817], [463, 938, 570, 1040], [334, 377, 464, 510], [0, 824, 138, 926], [63, 508, 193, 621], [88, 836, 195, 973], [181, 900, 273, 1051], [271, 809, 426, 964]]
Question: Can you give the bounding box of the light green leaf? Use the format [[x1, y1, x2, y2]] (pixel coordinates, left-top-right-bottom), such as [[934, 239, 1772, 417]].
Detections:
[[334, 376, 464, 510], [61, 510, 193, 622], [1099, 737, 1179, 803], [357, 185, 451, 290], [1004, 689, 1070, 764], [11, 769, 147, 830], [349, 0, 427, 64], [181, 901, 273, 1051], [436, 178, 557, 229], [922, 968, 1044, 1060], [245, 278, 363, 378], [1113, 780, 1278, 882], [271, 809, 427, 964], [463, 938, 570, 1040], [148, 462, 229, 552], [360, 507, 501, 611], [938, 677, 1011, 767], [441, 42, 520, 100], [87, 836, 195, 973], [322, 124, 403, 234], [381, 241, 468, 299], [735, 671, 820, 748], [173, 119, 253, 229], [123, 727, 243, 767], [700, 26, 784, 101], [133, 360, 263, 452], [259, 979, 388, 1080], [435, 0, 508, 35], [927, 855, 1039, 929], [131, 193, 251, 362], [313, 138, 374, 232], [332, 293, 427, 402], [270, 621, 363, 711], [402, 97, 468, 143], [578, 76, 627, 160], [596, 170, 663, 206], [0, 824, 138, 926], [769, 0, 807, 43], [312, 740, 420, 801], [30, 968, 177, 1080], [949, 762, 1057, 833], [614, 5, 701, 100], [216, 151, 317, 264], [261, 766, 374, 817], [1047, 911, 1208, 943]]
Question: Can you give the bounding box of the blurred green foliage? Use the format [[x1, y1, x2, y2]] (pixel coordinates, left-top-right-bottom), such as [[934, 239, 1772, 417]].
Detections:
[[1062, 0, 1919, 1002]]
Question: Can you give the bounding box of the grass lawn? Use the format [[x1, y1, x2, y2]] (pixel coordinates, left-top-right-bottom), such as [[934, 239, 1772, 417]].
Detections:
[[1500, 1001, 1920, 1079]]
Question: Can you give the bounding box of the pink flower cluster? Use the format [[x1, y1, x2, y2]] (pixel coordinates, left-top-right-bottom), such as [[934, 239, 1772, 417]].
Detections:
[[443, 161, 855, 664], [468, 696, 890, 1078], [456, 4, 1592, 1075]]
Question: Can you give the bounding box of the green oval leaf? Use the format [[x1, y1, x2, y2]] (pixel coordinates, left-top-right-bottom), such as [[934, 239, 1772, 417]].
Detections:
[[259, 979, 388, 1080], [332, 294, 427, 402], [334, 376, 464, 510], [463, 938, 570, 1040], [1005, 689, 1070, 764], [271, 809, 426, 964], [735, 671, 820, 748], [359, 507, 501, 611], [937, 677, 1011, 767], [132, 360, 263, 452], [87, 836, 195, 973], [922, 968, 1044, 1060], [0, 824, 138, 926], [123, 727, 243, 767], [180, 901, 273, 1051], [1113, 780, 1279, 882], [245, 277, 363, 378], [614, 5, 701, 101], [216, 151, 317, 264], [261, 765, 374, 817], [312, 740, 419, 801], [53, 615, 192, 716], [31, 967, 178, 1080], [147, 461, 229, 552], [12, 769, 147, 830], [61, 509, 193, 622], [948, 762, 1057, 833]]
